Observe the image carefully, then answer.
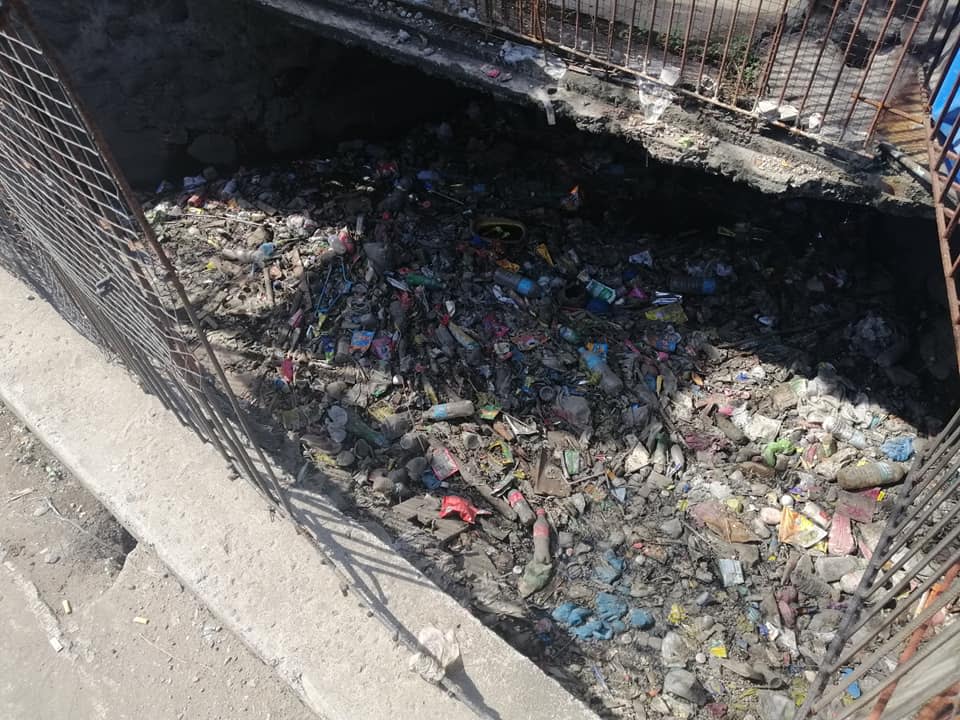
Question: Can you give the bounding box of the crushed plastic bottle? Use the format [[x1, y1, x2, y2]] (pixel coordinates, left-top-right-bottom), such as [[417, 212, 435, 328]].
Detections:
[[555, 393, 592, 430], [578, 347, 623, 394], [823, 417, 868, 450]]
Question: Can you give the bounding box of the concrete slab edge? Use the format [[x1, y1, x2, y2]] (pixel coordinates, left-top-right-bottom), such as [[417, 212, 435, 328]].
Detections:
[[0, 266, 599, 720]]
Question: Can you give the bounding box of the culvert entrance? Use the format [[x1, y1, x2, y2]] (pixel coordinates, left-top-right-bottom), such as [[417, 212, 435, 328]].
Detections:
[[4, 1, 960, 719]]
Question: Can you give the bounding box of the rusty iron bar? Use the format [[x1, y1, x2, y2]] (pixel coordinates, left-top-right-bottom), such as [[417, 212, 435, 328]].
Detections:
[[857, 95, 927, 125], [695, 0, 720, 94], [932, 72, 960, 202], [754, 0, 790, 109], [575, 0, 581, 51], [677, 0, 696, 82], [730, 0, 763, 107], [0, 1, 295, 513], [606, 0, 619, 60], [929, 120, 960, 371], [624, 0, 639, 65], [643, 0, 658, 71], [929, 0, 960, 90], [813, 577, 960, 716], [712, 0, 742, 101], [863, 0, 931, 145], [856, 94, 925, 125], [838, 0, 900, 143], [661, 0, 677, 74], [794, 0, 846, 127], [19, 2, 297, 515], [774, 0, 814, 107], [590, 0, 599, 54], [560, 0, 566, 46], [796, 409, 960, 718], [820, 0, 877, 127], [866, 561, 960, 720], [827, 622, 960, 720]]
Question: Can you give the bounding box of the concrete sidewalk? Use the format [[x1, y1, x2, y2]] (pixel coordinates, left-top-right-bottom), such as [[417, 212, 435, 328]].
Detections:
[[0, 267, 598, 720]]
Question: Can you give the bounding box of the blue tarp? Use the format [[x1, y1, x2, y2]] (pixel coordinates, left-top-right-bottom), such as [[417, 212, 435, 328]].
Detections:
[[933, 42, 960, 168]]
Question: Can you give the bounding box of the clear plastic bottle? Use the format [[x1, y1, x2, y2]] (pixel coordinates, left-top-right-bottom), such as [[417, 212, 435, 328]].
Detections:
[[669, 276, 716, 295], [423, 401, 475, 421], [577, 347, 623, 394], [493, 269, 541, 297], [533, 508, 551, 563], [823, 417, 868, 450]]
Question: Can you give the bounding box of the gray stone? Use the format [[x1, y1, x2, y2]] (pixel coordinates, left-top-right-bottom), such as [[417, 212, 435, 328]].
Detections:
[[661, 517, 683, 539], [187, 133, 237, 166], [661, 631, 692, 667], [816, 556, 861, 583], [663, 669, 707, 705], [757, 690, 795, 720]]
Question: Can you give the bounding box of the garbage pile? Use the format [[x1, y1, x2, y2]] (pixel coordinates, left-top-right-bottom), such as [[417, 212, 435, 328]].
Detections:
[[147, 113, 946, 719]]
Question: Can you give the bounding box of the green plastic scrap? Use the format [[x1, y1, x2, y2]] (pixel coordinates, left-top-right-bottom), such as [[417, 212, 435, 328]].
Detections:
[[762, 438, 795, 467]]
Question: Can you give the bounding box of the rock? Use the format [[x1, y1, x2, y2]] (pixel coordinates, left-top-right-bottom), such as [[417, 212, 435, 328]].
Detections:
[[840, 569, 866, 594], [759, 507, 782, 524], [815, 556, 860, 583], [370, 469, 394, 494], [757, 690, 795, 720], [44, 553, 61, 564], [461, 431, 482, 450], [662, 631, 692, 667], [661, 517, 683, 539], [625, 443, 652, 473], [187, 133, 238, 166]]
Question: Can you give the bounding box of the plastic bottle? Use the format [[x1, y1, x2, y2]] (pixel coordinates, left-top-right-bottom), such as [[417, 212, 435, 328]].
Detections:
[[329, 228, 354, 255], [533, 509, 551, 563], [646, 326, 681, 352], [578, 347, 623, 394], [669, 276, 717, 295], [837, 461, 905, 490], [823, 417, 868, 450], [448, 322, 479, 351], [557, 325, 580, 344], [381, 412, 414, 440], [493, 269, 540, 297], [222, 241, 275, 267], [423, 401, 475, 421], [435, 325, 457, 355], [652, 438, 667, 475], [405, 273, 444, 289], [555, 394, 592, 430], [508, 489, 536, 526], [584, 278, 617, 303]]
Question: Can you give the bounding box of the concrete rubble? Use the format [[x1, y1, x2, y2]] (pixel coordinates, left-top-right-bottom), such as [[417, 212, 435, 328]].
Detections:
[[145, 106, 950, 718]]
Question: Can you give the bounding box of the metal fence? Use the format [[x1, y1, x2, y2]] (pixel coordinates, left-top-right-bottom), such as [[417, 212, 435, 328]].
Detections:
[[1, 0, 960, 717], [798, 404, 960, 720], [390, 0, 957, 152], [929, 25, 960, 374], [0, 0, 292, 517]]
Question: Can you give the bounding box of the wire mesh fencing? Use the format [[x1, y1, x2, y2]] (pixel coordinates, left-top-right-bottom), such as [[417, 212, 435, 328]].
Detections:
[[0, 0, 292, 516]]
